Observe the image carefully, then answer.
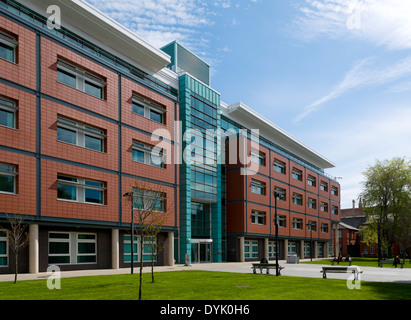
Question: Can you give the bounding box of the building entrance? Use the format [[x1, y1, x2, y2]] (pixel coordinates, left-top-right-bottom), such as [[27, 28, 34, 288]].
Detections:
[[191, 239, 212, 263]]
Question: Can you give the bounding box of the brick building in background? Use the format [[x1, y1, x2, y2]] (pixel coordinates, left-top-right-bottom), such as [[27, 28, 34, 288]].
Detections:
[[0, 0, 340, 274]]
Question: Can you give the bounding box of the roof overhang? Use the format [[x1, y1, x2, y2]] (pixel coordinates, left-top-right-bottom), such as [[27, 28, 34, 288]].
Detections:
[[22, 0, 171, 73], [223, 102, 335, 170]]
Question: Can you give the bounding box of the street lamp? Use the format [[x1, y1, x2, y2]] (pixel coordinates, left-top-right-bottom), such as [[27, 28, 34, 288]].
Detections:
[[123, 192, 134, 274], [306, 221, 313, 261], [274, 191, 280, 276]]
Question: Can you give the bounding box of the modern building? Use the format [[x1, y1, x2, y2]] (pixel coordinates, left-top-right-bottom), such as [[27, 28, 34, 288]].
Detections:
[[0, 0, 340, 274]]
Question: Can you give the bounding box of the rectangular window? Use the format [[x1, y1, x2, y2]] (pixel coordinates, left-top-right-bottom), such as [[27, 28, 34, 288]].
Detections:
[[251, 179, 266, 195], [292, 193, 302, 206], [251, 210, 266, 225], [0, 163, 17, 194], [288, 241, 296, 255], [307, 175, 316, 187], [0, 97, 18, 129], [292, 218, 302, 230], [57, 174, 105, 205], [132, 189, 165, 212], [48, 232, 96, 264], [308, 198, 316, 209], [307, 221, 316, 231], [321, 223, 329, 233], [274, 187, 286, 201], [304, 242, 311, 258], [57, 60, 106, 99], [331, 186, 339, 196], [244, 240, 258, 259], [57, 117, 105, 152], [0, 31, 17, 63], [320, 181, 328, 192], [321, 202, 328, 212], [292, 168, 302, 181], [332, 205, 339, 215], [251, 150, 265, 166], [277, 215, 286, 228], [273, 159, 286, 174], [0, 230, 8, 266], [132, 141, 164, 168], [132, 95, 165, 124], [268, 241, 277, 258]]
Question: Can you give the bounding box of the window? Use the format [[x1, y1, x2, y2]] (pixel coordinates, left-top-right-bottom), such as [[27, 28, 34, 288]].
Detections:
[[132, 188, 165, 212], [132, 95, 165, 124], [251, 179, 266, 195], [251, 210, 266, 225], [320, 181, 328, 192], [244, 240, 258, 259], [288, 241, 296, 255], [0, 97, 18, 129], [332, 205, 339, 215], [307, 175, 316, 187], [292, 218, 302, 230], [321, 223, 329, 233], [277, 215, 286, 228], [132, 141, 164, 168], [251, 150, 265, 166], [268, 241, 277, 258], [48, 232, 97, 264], [274, 187, 286, 201], [304, 242, 311, 258], [0, 163, 17, 194], [0, 230, 8, 266], [57, 60, 106, 99], [320, 202, 328, 212], [57, 175, 105, 204], [273, 159, 286, 174], [308, 198, 316, 209], [292, 193, 302, 206], [57, 117, 105, 152], [307, 221, 316, 231], [123, 235, 157, 263], [0, 31, 17, 63], [331, 186, 339, 196], [292, 168, 302, 181]]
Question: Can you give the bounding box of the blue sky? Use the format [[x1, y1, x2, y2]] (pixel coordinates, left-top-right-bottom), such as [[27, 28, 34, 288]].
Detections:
[[85, 0, 411, 209]]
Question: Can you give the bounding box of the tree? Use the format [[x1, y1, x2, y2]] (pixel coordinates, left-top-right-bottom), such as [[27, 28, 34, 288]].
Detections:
[[359, 157, 411, 260], [125, 179, 170, 300], [2, 214, 30, 284]]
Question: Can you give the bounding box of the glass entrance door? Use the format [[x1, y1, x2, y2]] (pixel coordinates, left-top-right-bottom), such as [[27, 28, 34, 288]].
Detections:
[[191, 241, 212, 263]]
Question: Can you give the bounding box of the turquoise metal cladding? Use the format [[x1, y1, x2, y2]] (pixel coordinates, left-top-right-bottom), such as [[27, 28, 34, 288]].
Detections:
[[178, 73, 222, 264]]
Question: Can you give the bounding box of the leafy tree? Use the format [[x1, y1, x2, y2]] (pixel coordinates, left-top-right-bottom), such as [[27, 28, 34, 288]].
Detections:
[[359, 157, 411, 260]]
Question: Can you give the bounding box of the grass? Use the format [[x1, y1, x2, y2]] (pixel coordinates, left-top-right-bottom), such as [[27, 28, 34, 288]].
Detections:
[[0, 270, 410, 300], [301, 257, 411, 268]]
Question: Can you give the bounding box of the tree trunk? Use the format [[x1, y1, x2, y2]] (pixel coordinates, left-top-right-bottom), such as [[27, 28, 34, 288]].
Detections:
[[139, 235, 143, 300], [14, 252, 18, 284]]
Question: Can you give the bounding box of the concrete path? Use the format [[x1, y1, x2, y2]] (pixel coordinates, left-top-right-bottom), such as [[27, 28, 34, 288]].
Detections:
[[1, 259, 411, 284]]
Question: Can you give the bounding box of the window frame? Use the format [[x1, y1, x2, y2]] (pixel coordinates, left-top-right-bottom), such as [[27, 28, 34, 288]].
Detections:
[[132, 188, 166, 213], [0, 97, 18, 129], [0, 229, 8, 267], [292, 192, 303, 206], [0, 31, 18, 64], [0, 163, 17, 194], [307, 175, 316, 187], [132, 141, 164, 168], [273, 159, 286, 174], [57, 174, 106, 205], [57, 117, 106, 152], [292, 168, 302, 181], [250, 150, 265, 166], [320, 181, 328, 192], [292, 218, 302, 230], [320, 202, 329, 213], [132, 95, 166, 124], [321, 223, 329, 233], [57, 60, 106, 100], [251, 209, 266, 225], [251, 179, 266, 195], [308, 197, 317, 209]]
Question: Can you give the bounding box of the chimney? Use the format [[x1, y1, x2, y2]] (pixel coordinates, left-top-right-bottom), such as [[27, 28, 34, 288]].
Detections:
[[352, 199, 355, 209]]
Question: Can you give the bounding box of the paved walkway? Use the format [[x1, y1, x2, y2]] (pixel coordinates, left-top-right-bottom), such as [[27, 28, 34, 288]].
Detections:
[[1, 259, 411, 284]]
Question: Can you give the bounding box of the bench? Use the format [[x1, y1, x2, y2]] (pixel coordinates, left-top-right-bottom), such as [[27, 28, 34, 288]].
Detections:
[[251, 263, 284, 275], [379, 260, 404, 268], [321, 266, 363, 280], [331, 259, 351, 266]]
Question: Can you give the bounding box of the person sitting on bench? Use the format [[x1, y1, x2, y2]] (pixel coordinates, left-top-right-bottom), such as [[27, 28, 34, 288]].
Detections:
[[393, 256, 401, 268], [260, 258, 268, 264], [344, 255, 351, 262]]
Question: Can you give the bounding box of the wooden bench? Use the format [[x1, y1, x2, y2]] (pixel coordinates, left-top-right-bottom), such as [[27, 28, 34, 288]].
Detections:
[[379, 260, 404, 268], [321, 266, 363, 279], [251, 263, 284, 275], [331, 259, 352, 266]]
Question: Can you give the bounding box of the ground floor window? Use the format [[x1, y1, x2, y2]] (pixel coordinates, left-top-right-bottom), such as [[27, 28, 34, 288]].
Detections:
[[244, 240, 258, 259], [268, 241, 277, 258], [0, 230, 8, 266], [304, 242, 311, 258], [48, 232, 97, 264], [123, 235, 156, 263], [288, 241, 296, 255]]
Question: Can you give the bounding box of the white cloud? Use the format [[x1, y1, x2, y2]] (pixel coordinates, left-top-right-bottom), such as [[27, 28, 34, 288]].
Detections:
[[294, 55, 411, 122], [292, 0, 411, 51]]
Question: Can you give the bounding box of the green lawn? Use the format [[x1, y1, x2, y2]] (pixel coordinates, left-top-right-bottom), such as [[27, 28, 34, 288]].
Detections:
[[301, 257, 411, 268], [0, 271, 410, 300]]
